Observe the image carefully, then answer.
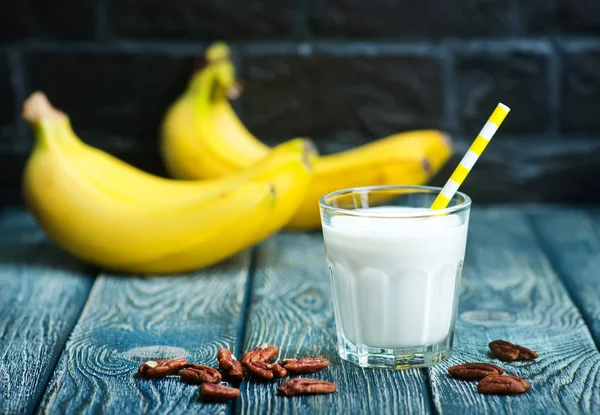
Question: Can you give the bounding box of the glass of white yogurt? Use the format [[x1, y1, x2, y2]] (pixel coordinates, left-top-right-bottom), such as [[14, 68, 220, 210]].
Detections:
[[319, 185, 471, 369]]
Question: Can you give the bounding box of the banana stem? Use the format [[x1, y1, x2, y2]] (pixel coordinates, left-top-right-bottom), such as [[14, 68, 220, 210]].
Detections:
[[188, 67, 216, 109], [22, 92, 81, 150], [22, 92, 65, 124]]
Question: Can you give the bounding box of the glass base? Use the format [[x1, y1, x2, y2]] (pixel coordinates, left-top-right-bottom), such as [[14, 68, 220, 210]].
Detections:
[[337, 334, 453, 369]]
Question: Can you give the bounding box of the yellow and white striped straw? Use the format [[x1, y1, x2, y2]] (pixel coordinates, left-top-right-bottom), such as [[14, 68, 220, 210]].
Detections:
[[430, 102, 510, 210]]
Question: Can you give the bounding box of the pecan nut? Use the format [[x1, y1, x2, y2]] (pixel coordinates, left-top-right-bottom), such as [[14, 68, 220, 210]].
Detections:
[[241, 344, 281, 380], [280, 357, 330, 374], [200, 383, 241, 402], [477, 375, 531, 394], [242, 344, 279, 365], [489, 340, 538, 362], [179, 364, 222, 384], [138, 358, 188, 378], [448, 362, 504, 380], [278, 378, 337, 396], [268, 363, 287, 379], [244, 360, 287, 380], [218, 348, 244, 382]]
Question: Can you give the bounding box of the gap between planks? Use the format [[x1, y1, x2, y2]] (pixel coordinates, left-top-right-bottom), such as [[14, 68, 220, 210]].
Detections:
[[230, 246, 260, 415]]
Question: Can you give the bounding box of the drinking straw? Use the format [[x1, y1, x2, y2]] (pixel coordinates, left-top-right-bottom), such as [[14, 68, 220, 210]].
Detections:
[[430, 102, 510, 210]]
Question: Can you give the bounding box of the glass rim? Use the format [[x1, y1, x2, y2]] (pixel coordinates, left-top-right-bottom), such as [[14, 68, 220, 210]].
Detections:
[[318, 185, 472, 218]]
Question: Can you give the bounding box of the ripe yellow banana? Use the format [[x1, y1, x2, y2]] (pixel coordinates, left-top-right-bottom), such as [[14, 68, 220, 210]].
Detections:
[[160, 42, 453, 230], [160, 57, 270, 180], [291, 130, 452, 229], [22, 92, 313, 274], [61, 114, 313, 209]]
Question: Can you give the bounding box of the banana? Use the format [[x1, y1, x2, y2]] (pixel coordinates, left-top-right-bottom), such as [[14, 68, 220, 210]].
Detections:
[[160, 58, 270, 180], [62, 115, 313, 208], [21, 92, 313, 274], [160, 42, 453, 230], [290, 130, 452, 229]]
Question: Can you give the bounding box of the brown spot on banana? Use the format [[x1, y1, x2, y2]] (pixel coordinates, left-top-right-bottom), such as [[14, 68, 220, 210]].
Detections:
[[268, 183, 277, 199], [422, 158, 432, 176]]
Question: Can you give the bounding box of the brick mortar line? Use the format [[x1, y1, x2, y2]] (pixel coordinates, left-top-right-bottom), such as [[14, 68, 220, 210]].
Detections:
[[548, 36, 563, 136], [508, 0, 524, 36], [6, 48, 29, 153], [2, 37, 592, 55], [94, 0, 110, 41], [557, 37, 600, 51], [293, 0, 312, 40], [440, 43, 458, 135]]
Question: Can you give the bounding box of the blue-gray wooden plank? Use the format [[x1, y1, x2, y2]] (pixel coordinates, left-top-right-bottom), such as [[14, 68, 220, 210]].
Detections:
[[238, 233, 430, 415], [528, 207, 600, 345], [429, 208, 600, 414], [0, 209, 95, 414], [37, 254, 253, 414]]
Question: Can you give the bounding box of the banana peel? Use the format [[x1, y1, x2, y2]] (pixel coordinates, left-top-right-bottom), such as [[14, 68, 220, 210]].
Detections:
[[160, 42, 453, 230], [21, 92, 314, 274]]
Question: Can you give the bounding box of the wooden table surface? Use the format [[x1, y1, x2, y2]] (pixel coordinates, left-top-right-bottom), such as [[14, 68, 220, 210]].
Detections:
[[1, 206, 599, 414]]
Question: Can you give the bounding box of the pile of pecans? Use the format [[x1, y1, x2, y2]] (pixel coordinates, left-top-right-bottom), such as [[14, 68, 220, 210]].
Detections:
[[448, 339, 538, 394], [137, 343, 335, 402]]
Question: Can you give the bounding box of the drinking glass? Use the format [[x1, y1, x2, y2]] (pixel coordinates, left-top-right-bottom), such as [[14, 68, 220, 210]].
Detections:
[[319, 185, 471, 369]]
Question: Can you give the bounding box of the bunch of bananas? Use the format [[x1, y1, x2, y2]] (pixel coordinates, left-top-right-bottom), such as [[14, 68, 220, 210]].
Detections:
[[21, 41, 452, 274], [160, 42, 453, 229], [21, 93, 313, 274]]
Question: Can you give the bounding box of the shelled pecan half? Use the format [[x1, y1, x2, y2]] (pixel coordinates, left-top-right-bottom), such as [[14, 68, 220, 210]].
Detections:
[[477, 375, 531, 394], [217, 347, 244, 382], [280, 357, 330, 374], [200, 383, 241, 402], [241, 344, 282, 380], [278, 378, 337, 396], [179, 364, 222, 384], [138, 358, 189, 378], [489, 340, 538, 362], [448, 362, 504, 380]]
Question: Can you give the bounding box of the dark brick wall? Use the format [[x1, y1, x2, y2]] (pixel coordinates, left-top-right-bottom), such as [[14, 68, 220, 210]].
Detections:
[[313, 0, 513, 38], [240, 44, 445, 146], [24, 48, 195, 150], [0, 52, 17, 149], [1, 0, 600, 205]]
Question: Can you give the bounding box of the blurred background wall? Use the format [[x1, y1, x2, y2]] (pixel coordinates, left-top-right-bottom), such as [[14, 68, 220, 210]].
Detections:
[[1, 0, 600, 206]]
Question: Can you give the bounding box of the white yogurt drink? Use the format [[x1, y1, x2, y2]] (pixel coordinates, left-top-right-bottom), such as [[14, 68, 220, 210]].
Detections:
[[320, 187, 471, 369]]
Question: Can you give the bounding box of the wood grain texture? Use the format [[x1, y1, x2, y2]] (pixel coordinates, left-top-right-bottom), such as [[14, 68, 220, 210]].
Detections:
[[528, 207, 600, 345], [0, 209, 95, 415], [37, 253, 252, 415], [238, 233, 430, 415], [429, 208, 600, 415]]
